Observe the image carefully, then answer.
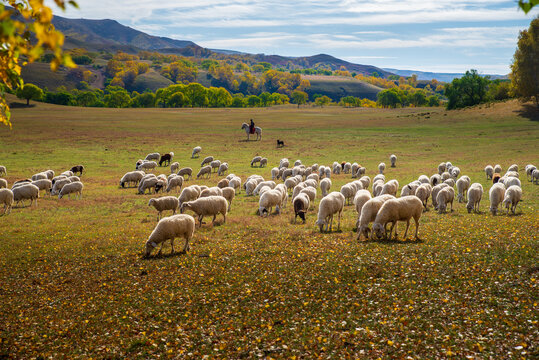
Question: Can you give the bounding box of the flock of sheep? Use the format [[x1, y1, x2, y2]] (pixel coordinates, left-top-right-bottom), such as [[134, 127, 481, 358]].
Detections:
[[115, 148, 536, 258], [0, 165, 85, 214]]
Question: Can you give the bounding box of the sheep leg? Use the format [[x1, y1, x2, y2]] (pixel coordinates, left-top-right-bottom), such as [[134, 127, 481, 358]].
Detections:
[[337, 210, 342, 231], [212, 214, 217, 224], [170, 237, 175, 254], [450, 201, 453, 212], [157, 242, 164, 256], [403, 219, 410, 240], [414, 217, 420, 240], [222, 212, 226, 223]]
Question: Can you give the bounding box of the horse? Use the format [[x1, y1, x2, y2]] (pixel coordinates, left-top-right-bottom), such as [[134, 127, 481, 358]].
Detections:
[[241, 123, 262, 141]]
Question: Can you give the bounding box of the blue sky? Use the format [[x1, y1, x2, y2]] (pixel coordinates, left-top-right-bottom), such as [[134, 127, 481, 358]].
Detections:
[[49, 0, 538, 75]]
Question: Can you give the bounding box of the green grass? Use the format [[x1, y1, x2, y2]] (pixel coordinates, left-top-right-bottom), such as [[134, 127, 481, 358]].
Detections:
[[0, 99, 537, 358], [132, 70, 174, 92]]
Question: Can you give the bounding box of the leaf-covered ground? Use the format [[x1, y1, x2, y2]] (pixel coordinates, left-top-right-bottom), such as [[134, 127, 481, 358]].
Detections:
[[0, 100, 537, 358]]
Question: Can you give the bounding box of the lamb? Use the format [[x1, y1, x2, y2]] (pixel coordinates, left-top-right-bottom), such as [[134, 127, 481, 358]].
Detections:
[[320, 178, 332, 197], [228, 177, 242, 193], [13, 183, 40, 207], [217, 163, 229, 176], [191, 146, 202, 158], [466, 183, 483, 213], [0, 166, 6, 176], [525, 164, 536, 181], [415, 183, 432, 210], [51, 178, 72, 195], [258, 189, 283, 216], [259, 158, 268, 168], [137, 161, 157, 172], [489, 183, 506, 215], [502, 185, 522, 215], [144, 214, 196, 257], [70, 165, 84, 176], [201, 156, 214, 167], [251, 156, 262, 167], [32, 179, 52, 196], [372, 196, 423, 241], [177, 167, 193, 181], [356, 194, 395, 240], [315, 192, 345, 232], [120, 171, 145, 188], [299, 186, 316, 203], [221, 187, 235, 211], [436, 187, 455, 213], [145, 152, 160, 162], [178, 186, 201, 207], [210, 160, 221, 173], [390, 154, 397, 167], [494, 164, 502, 174], [58, 181, 84, 199], [438, 162, 446, 175], [378, 162, 386, 174], [0, 178, 7, 189], [170, 162, 180, 174], [180, 195, 227, 227], [200, 187, 223, 198], [380, 179, 399, 197], [0, 188, 14, 214], [196, 165, 212, 179], [353, 190, 372, 228], [148, 196, 179, 220], [340, 183, 356, 205], [166, 175, 184, 193], [533, 169, 539, 184], [293, 193, 310, 223], [431, 183, 449, 209]]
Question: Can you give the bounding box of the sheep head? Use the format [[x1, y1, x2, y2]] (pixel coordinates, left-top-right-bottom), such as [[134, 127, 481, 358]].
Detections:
[[372, 223, 385, 240]]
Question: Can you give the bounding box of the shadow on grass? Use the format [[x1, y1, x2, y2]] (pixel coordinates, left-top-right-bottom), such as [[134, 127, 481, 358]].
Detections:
[[362, 237, 424, 245], [9, 102, 36, 108], [515, 103, 539, 122]]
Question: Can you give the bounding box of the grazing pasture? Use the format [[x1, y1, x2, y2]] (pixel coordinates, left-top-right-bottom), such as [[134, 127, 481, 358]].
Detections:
[[0, 100, 537, 358]]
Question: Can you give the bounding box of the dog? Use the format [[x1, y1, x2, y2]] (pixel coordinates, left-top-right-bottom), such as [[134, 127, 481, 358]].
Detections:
[[277, 139, 285, 148]]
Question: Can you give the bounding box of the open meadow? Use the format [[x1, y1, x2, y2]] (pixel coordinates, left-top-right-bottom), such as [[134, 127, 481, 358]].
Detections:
[[0, 99, 538, 358]]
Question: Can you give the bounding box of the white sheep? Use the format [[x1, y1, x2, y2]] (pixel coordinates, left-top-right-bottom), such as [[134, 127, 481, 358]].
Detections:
[[484, 165, 494, 180], [372, 196, 423, 241], [533, 169, 539, 184], [51, 178, 72, 195], [390, 154, 397, 167], [299, 186, 316, 204], [217, 163, 229, 176], [503, 177, 521, 188], [502, 185, 522, 215], [137, 161, 157, 172], [280, 158, 290, 168], [351, 163, 359, 176], [13, 183, 40, 207], [466, 183, 483, 213], [444, 178, 455, 188], [415, 183, 432, 210], [318, 165, 326, 178], [525, 164, 536, 181], [228, 177, 242, 193], [401, 182, 419, 197], [197, 165, 212, 179], [170, 162, 180, 174], [418, 175, 429, 184], [61, 170, 74, 177], [451, 167, 460, 179], [438, 162, 446, 175], [68, 176, 81, 183], [294, 160, 302, 167], [441, 172, 451, 181], [293, 193, 310, 223], [315, 192, 345, 232], [332, 164, 341, 175], [217, 178, 229, 189], [372, 180, 384, 197], [144, 214, 195, 257], [259, 189, 284, 216], [378, 162, 386, 174], [138, 176, 159, 194], [320, 178, 331, 197], [178, 186, 201, 207], [284, 177, 300, 193], [191, 146, 202, 158], [380, 179, 399, 197], [325, 168, 331, 179], [281, 168, 293, 181], [271, 167, 280, 181], [178, 167, 193, 180], [31, 172, 48, 181], [120, 171, 145, 188], [201, 156, 214, 167], [489, 183, 506, 215], [340, 183, 356, 205], [32, 179, 52, 196], [356, 194, 395, 240], [456, 176, 471, 203], [145, 152, 160, 161], [180, 195, 227, 227], [359, 176, 370, 190], [260, 158, 268, 168], [353, 190, 372, 228], [343, 162, 352, 174], [58, 181, 84, 199], [166, 175, 184, 193], [0, 166, 6, 176], [507, 164, 518, 172], [431, 183, 449, 209], [494, 164, 502, 174], [0, 178, 7, 189], [311, 164, 319, 172], [373, 174, 385, 183], [200, 186, 223, 198], [430, 174, 442, 186], [254, 181, 276, 196], [436, 187, 454, 213], [210, 160, 221, 173], [353, 167, 366, 179], [304, 179, 318, 189], [0, 188, 14, 214], [148, 196, 179, 220], [221, 187, 235, 211], [250, 156, 262, 167]]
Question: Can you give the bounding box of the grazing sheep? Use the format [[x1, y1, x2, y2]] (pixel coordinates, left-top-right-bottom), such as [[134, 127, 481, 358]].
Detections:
[[378, 162, 386, 174], [436, 187, 455, 214], [380, 179, 399, 197], [318, 165, 326, 178], [228, 177, 242, 193], [502, 176, 521, 189], [503, 185, 522, 214], [356, 194, 395, 240], [430, 174, 442, 186], [254, 181, 276, 196], [280, 158, 290, 168], [390, 154, 397, 167], [293, 193, 310, 223], [492, 173, 501, 184], [294, 160, 302, 167], [0, 178, 7, 189], [178, 186, 201, 208], [325, 168, 331, 179], [284, 177, 300, 193], [180, 195, 227, 227], [259, 189, 284, 216], [450, 167, 460, 179], [353, 190, 372, 228], [192, 146, 202, 158], [456, 176, 471, 203], [120, 171, 145, 188], [260, 158, 268, 168], [149, 196, 179, 220], [0, 188, 14, 214], [373, 174, 385, 184], [61, 170, 74, 177], [299, 186, 316, 204], [144, 214, 195, 257], [507, 164, 518, 172], [315, 192, 345, 232], [166, 175, 184, 193], [306, 173, 319, 184], [210, 160, 221, 173], [525, 164, 536, 181], [137, 161, 158, 172], [353, 167, 366, 179], [31, 172, 48, 181], [13, 184, 40, 207], [68, 176, 81, 183], [159, 152, 174, 167], [271, 167, 280, 181], [484, 165, 494, 180], [0, 166, 6, 176], [245, 180, 258, 196], [70, 165, 84, 176], [197, 165, 212, 179], [466, 183, 483, 213], [282, 168, 293, 181], [504, 171, 519, 179], [533, 169, 539, 184], [444, 178, 455, 188], [217, 178, 229, 189], [332, 164, 341, 175], [372, 196, 423, 241], [51, 178, 72, 195], [343, 162, 352, 174], [226, 174, 236, 181], [138, 177, 159, 195], [201, 156, 214, 167], [340, 183, 356, 205], [170, 162, 180, 174], [58, 181, 84, 199], [320, 178, 332, 197], [414, 183, 432, 210], [274, 183, 288, 209], [489, 183, 506, 215], [372, 180, 384, 197], [401, 182, 419, 197], [494, 164, 502, 174], [32, 179, 52, 196], [431, 183, 450, 209], [221, 187, 235, 211], [359, 176, 370, 190], [177, 167, 193, 181], [217, 163, 229, 176], [145, 153, 160, 162], [441, 172, 451, 181], [251, 156, 262, 167], [438, 162, 446, 175], [200, 187, 223, 198], [351, 163, 359, 176]]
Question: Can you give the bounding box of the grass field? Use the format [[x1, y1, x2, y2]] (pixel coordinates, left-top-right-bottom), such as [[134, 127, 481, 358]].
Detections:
[[0, 99, 538, 358]]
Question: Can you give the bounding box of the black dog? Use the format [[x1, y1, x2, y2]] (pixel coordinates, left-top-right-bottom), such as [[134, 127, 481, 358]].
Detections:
[[277, 139, 285, 148]]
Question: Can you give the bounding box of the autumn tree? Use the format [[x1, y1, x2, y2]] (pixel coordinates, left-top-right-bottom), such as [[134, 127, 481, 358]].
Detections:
[[315, 95, 332, 107], [291, 90, 308, 108], [161, 60, 198, 84], [511, 16, 539, 107], [16, 83, 43, 105]]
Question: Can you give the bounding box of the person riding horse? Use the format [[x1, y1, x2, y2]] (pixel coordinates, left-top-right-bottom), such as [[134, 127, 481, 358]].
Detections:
[[249, 119, 255, 134]]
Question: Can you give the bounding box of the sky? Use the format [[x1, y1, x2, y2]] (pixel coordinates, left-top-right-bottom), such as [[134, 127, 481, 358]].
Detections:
[[48, 0, 538, 75]]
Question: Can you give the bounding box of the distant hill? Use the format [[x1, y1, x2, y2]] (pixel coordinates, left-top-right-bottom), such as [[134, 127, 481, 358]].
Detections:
[[383, 68, 508, 82], [303, 75, 383, 101]]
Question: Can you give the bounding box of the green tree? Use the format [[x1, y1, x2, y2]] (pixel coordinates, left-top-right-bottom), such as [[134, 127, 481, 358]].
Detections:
[[75, 91, 99, 107], [511, 16, 539, 107], [488, 80, 513, 101], [291, 90, 308, 108], [314, 95, 332, 107], [16, 84, 43, 105], [377, 88, 401, 108], [44, 90, 73, 106], [168, 92, 186, 108], [130, 92, 156, 108], [230, 96, 245, 108], [247, 95, 261, 107], [427, 95, 440, 107], [409, 90, 427, 107], [444, 70, 490, 109], [104, 89, 130, 108]]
